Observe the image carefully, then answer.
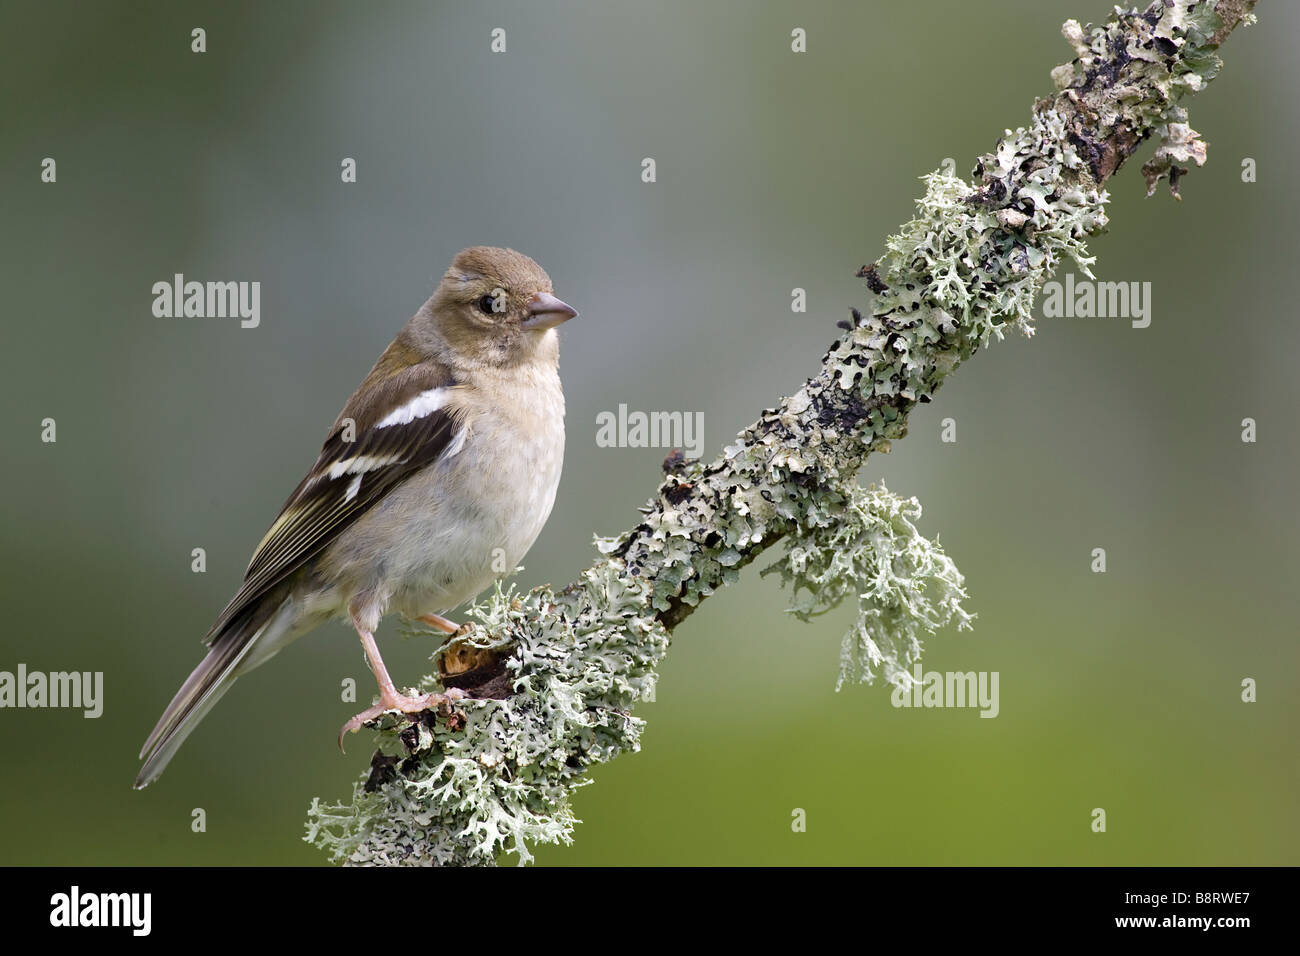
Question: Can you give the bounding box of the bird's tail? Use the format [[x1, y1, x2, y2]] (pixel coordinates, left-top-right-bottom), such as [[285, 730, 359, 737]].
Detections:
[[134, 599, 298, 789]]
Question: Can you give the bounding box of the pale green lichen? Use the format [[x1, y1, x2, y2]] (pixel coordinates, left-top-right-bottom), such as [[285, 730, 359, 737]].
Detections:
[[307, 561, 671, 866], [305, 0, 1253, 866], [762, 483, 974, 691]]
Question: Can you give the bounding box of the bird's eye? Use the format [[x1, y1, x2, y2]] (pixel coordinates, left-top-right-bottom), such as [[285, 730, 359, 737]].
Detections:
[[477, 294, 498, 315]]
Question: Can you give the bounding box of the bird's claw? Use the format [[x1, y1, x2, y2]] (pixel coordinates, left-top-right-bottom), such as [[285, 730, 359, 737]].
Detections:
[[337, 688, 468, 753]]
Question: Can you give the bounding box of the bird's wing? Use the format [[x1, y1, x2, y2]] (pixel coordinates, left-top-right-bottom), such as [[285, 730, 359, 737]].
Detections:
[[206, 357, 466, 641]]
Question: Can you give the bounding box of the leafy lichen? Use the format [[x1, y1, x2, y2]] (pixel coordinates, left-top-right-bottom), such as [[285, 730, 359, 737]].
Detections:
[[307, 562, 670, 866], [762, 483, 974, 691]]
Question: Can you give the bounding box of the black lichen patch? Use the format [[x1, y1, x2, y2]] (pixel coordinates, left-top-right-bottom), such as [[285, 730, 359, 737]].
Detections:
[[363, 753, 398, 794], [857, 262, 890, 294]]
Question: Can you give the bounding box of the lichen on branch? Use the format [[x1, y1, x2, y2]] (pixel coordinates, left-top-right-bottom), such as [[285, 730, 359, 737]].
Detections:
[[306, 0, 1256, 866], [762, 482, 974, 691], [307, 564, 670, 866]]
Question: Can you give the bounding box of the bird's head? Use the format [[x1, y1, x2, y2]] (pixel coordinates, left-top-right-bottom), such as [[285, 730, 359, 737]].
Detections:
[[420, 246, 578, 368]]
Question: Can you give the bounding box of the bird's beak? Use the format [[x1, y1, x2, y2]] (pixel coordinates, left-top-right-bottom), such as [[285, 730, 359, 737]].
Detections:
[[522, 292, 579, 331]]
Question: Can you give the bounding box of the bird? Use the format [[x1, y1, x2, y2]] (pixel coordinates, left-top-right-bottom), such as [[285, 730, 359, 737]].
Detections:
[[134, 246, 576, 789]]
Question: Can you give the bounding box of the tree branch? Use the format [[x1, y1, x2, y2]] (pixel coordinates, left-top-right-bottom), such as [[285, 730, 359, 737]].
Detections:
[[305, 0, 1257, 866]]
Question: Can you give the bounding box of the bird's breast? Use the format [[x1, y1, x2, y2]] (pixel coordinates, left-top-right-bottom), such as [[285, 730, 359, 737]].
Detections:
[[379, 369, 565, 616]]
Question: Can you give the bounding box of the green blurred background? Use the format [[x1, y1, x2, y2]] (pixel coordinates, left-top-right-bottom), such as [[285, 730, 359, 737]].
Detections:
[[2, 0, 1295, 866]]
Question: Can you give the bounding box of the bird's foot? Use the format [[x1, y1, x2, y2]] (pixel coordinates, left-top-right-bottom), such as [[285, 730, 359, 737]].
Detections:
[[337, 688, 466, 752], [416, 612, 460, 634]]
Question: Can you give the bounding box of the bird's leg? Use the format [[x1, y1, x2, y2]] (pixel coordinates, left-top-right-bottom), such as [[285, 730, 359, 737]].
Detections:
[[338, 620, 463, 751], [416, 612, 460, 634]]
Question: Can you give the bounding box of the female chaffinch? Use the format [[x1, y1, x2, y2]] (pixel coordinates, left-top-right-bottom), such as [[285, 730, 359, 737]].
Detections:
[[135, 246, 576, 788]]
